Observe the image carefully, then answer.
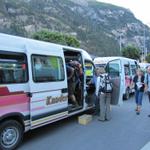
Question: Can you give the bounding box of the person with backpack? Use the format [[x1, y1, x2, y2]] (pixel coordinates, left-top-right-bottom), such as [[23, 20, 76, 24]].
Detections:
[[68, 61, 83, 85], [98, 69, 113, 121], [66, 64, 79, 107], [132, 68, 145, 115], [68, 60, 83, 105], [144, 66, 150, 117]]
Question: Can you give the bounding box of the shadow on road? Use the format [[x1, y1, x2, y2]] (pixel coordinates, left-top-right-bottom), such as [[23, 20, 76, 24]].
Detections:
[[22, 110, 94, 146]]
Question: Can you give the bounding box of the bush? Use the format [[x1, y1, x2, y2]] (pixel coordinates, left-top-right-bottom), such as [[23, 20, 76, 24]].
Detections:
[[32, 30, 80, 47], [146, 53, 150, 63], [122, 45, 140, 60]]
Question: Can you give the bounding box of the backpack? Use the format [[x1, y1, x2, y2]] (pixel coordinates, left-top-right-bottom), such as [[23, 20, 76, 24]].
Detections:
[[68, 61, 81, 86], [100, 75, 113, 93]]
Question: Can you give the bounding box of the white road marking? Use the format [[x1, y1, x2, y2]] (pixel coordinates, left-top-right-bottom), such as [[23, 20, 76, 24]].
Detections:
[[141, 142, 150, 150]]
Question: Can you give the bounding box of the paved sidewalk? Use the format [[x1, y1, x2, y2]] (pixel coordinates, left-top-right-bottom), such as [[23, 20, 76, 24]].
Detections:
[[19, 94, 150, 150]]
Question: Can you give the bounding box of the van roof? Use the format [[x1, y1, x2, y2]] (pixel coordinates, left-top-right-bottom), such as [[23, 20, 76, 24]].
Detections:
[[0, 33, 81, 51], [139, 63, 150, 68], [94, 56, 137, 64], [0, 33, 92, 60]]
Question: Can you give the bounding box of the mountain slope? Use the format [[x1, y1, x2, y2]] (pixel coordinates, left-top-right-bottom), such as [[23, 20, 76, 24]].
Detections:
[[0, 0, 150, 56]]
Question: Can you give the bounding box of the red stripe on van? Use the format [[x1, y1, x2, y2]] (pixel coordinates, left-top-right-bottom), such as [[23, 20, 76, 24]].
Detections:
[[0, 94, 29, 107], [0, 87, 24, 96], [0, 87, 9, 96]]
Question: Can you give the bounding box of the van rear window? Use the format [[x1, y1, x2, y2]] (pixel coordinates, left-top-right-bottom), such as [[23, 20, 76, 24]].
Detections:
[[32, 55, 65, 82], [0, 52, 28, 84]]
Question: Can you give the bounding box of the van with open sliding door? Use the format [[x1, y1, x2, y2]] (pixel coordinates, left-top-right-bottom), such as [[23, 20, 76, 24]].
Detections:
[[94, 57, 138, 100], [0, 33, 94, 150]]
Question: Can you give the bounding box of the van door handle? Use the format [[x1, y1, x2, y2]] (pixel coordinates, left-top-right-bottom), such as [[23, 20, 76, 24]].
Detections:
[[61, 88, 68, 93], [26, 92, 32, 98]]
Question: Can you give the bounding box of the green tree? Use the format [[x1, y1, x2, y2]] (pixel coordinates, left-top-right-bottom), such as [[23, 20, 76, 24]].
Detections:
[[122, 45, 140, 60], [146, 53, 150, 63], [32, 30, 80, 47]]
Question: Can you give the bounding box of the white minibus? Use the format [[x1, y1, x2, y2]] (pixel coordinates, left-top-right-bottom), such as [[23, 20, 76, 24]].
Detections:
[[94, 57, 138, 101], [0, 33, 96, 150], [0, 33, 121, 150], [139, 62, 150, 72]]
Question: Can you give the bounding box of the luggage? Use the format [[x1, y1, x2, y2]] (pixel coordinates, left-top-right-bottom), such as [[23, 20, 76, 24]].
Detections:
[[78, 114, 93, 125]]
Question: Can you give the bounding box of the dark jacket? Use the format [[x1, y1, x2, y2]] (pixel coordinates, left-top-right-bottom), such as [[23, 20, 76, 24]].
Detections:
[[133, 75, 145, 92]]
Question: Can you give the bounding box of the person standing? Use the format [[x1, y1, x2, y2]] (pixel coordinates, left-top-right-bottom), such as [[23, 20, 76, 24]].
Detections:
[[144, 66, 150, 117], [66, 65, 79, 107], [88, 68, 101, 115], [86, 68, 100, 116], [133, 69, 145, 115], [98, 71, 112, 121]]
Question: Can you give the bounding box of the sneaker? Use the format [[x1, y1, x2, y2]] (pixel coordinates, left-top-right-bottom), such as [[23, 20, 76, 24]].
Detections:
[[136, 112, 140, 115]]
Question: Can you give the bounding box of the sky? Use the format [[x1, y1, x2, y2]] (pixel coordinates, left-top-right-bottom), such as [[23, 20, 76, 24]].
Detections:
[[97, 0, 150, 26]]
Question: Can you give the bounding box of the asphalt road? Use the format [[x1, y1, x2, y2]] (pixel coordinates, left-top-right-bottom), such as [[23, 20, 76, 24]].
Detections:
[[19, 94, 150, 150]]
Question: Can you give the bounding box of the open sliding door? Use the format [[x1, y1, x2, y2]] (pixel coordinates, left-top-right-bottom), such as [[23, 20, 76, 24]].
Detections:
[[107, 59, 123, 105]]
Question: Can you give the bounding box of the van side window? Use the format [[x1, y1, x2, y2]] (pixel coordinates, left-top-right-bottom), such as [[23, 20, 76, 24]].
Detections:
[[0, 52, 28, 84], [85, 60, 94, 83], [107, 60, 120, 77], [32, 55, 65, 82]]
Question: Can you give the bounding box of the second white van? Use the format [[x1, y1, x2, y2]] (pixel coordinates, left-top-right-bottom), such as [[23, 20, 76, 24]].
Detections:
[[94, 56, 138, 101]]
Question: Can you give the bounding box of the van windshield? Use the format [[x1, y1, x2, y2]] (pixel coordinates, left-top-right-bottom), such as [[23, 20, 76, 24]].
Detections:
[[95, 64, 106, 69]]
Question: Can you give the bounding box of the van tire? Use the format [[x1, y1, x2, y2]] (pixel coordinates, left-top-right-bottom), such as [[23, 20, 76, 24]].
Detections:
[[0, 120, 23, 150], [123, 88, 130, 100]]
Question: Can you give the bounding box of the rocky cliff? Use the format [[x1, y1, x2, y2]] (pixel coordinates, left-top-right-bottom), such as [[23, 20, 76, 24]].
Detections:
[[0, 0, 150, 56]]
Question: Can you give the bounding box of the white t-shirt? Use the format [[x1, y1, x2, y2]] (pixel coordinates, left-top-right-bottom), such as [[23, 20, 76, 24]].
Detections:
[[136, 77, 142, 89], [95, 76, 100, 96], [95, 74, 106, 96]]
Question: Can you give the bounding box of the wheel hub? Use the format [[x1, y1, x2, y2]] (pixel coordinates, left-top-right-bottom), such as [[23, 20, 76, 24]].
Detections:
[[1, 127, 19, 148]]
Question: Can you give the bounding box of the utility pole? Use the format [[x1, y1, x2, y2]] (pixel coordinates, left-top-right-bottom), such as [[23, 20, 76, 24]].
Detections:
[[143, 25, 146, 61], [119, 34, 122, 55]]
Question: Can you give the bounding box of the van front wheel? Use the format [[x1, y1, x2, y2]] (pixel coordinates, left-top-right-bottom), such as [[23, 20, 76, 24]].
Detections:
[[0, 120, 23, 150]]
